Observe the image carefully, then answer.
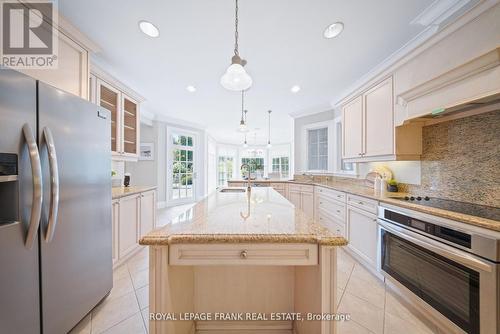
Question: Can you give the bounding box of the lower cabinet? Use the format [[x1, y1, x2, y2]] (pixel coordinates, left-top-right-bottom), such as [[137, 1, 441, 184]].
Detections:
[[346, 204, 379, 268], [111, 200, 120, 265], [140, 190, 156, 238], [112, 190, 156, 268], [288, 185, 314, 218], [118, 194, 141, 259]]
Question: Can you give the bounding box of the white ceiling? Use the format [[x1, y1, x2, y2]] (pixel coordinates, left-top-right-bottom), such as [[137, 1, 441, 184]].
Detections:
[[59, 0, 435, 145]]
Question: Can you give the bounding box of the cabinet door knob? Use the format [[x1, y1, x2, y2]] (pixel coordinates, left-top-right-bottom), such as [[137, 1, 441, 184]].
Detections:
[[336, 210, 341, 213], [240, 250, 248, 259]]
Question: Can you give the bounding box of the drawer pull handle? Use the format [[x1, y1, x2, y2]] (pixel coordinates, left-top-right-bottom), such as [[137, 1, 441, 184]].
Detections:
[[320, 201, 323, 204], [337, 195, 342, 198], [358, 201, 364, 205], [240, 250, 248, 259], [336, 210, 341, 213]]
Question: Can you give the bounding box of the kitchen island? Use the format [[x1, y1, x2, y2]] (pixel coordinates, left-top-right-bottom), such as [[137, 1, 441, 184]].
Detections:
[[140, 187, 347, 334]]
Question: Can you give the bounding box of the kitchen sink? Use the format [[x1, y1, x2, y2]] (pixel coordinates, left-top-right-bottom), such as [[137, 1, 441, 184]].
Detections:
[[220, 188, 246, 193]]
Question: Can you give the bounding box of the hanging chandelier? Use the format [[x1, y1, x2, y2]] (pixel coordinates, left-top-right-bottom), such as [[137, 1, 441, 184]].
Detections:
[[238, 91, 248, 132], [220, 0, 253, 91]]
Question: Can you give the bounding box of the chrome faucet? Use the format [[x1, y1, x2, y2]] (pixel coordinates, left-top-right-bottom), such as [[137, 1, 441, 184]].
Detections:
[[241, 163, 251, 191]]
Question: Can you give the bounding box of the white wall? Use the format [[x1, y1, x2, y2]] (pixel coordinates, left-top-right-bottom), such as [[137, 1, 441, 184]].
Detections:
[[294, 110, 335, 173], [125, 123, 158, 187]]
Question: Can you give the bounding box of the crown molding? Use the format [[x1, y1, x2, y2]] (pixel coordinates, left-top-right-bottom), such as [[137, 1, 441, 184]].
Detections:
[[289, 104, 333, 119], [330, 0, 496, 108], [90, 60, 146, 102], [411, 0, 471, 26]]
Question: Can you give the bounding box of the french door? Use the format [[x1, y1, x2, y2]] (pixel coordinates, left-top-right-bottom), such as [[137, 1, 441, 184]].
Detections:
[[167, 129, 196, 205]]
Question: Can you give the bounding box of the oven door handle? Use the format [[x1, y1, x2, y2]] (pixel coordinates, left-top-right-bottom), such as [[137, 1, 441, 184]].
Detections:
[[378, 219, 494, 273]]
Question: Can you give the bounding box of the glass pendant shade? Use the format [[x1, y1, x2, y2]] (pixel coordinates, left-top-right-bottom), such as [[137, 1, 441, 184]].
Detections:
[[239, 121, 247, 132], [267, 142, 272, 149], [221, 63, 253, 91]]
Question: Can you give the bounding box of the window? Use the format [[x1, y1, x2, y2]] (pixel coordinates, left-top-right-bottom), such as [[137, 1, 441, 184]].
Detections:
[[307, 127, 328, 171], [217, 156, 234, 187], [171, 133, 194, 201], [241, 158, 265, 173], [272, 157, 289, 178]]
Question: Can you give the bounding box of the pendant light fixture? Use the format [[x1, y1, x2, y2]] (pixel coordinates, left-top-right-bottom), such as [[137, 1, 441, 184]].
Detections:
[[220, 0, 253, 91], [238, 91, 248, 132], [243, 133, 248, 148], [267, 110, 272, 148]]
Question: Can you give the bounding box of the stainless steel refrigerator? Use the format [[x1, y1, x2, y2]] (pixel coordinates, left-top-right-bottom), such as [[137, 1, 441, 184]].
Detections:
[[0, 69, 113, 334]]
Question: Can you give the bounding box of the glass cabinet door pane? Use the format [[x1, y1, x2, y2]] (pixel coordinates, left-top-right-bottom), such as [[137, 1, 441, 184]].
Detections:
[[99, 84, 119, 152], [123, 97, 137, 154]]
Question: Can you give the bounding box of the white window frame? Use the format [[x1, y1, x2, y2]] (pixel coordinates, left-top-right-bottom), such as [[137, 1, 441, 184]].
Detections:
[[333, 116, 358, 177], [166, 126, 198, 206], [271, 156, 290, 178], [301, 120, 334, 173]]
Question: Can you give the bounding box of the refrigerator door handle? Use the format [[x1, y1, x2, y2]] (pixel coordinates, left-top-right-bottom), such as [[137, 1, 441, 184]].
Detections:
[[22, 124, 43, 249], [42, 127, 60, 243]]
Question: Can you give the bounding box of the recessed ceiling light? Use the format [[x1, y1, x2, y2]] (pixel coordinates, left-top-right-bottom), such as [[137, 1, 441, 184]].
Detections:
[[138, 20, 159, 38], [186, 85, 196, 93], [290, 85, 301, 93], [323, 22, 344, 39]]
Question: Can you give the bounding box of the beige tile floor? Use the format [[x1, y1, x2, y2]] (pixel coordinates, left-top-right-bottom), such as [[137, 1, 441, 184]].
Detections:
[[70, 206, 440, 334]]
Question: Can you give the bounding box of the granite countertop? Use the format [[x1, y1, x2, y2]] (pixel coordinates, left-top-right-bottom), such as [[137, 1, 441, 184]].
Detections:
[[112, 186, 157, 199], [232, 179, 500, 231], [139, 187, 347, 246]]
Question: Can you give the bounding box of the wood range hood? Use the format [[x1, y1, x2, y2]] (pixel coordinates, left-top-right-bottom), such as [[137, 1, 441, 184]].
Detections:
[[398, 47, 500, 125]]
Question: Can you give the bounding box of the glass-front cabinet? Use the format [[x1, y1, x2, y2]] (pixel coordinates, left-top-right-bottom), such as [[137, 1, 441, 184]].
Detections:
[[94, 77, 141, 161], [121, 95, 139, 157]]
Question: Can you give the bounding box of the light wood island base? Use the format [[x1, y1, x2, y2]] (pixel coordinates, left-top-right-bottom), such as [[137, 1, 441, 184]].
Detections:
[[148, 244, 339, 334]]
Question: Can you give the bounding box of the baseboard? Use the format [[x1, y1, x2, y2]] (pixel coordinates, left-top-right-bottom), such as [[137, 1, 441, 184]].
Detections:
[[343, 246, 384, 281], [112, 244, 144, 270], [195, 320, 293, 334]]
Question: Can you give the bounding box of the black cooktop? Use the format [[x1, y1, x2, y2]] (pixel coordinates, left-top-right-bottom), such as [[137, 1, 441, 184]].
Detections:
[[393, 196, 500, 221]]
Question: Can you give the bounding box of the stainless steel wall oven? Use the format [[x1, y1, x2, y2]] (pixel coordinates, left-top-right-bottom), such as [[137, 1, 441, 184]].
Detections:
[[377, 204, 500, 334]]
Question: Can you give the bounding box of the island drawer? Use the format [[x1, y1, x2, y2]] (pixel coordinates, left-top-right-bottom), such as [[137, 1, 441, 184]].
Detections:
[[347, 194, 378, 214], [169, 243, 318, 266], [316, 187, 346, 203]]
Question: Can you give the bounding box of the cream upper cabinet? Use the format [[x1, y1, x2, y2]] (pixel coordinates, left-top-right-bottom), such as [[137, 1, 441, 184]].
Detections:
[[342, 76, 421, 162], [17, 31, 89, 99], [97, 79, 121, 154], [342, 96, 363, 159], [121, 95, 140, 158], [93, 75, 141, 161], [364, 77, 394, 157]]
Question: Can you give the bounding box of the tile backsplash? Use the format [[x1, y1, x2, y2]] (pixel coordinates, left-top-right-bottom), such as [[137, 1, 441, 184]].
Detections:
[[405, 110, 500, 207], [295, 110, 500, 207]]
